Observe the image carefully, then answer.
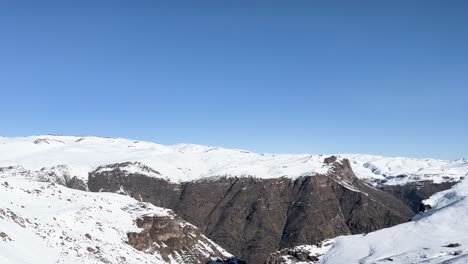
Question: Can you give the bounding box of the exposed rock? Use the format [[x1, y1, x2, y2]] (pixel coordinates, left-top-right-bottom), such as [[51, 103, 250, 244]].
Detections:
[[65, 176, 88, 191], [207, 257, 247, 264], [33, 138, 65, 144], [323, 155, 337, 164], [0, 208, 29, 227], [86, 247, 96, 253], [127, 214, 232, 263], [445, 243, 461, 248], [89, 159, 414, 264], [88, 163, 178, 207], [265, 240, 334, 264], [419, 203, 432, 213], [0, 231, 12, 242], [0, 165, 88, 191], [0, 166, 31, 178], [1, 173, 233, 264], [379, 181, 457, 212]]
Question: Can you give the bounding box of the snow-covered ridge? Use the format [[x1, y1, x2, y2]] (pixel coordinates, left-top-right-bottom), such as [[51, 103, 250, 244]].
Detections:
[[0, 135, 466, 184], [0, 174, 232, 264], [93, 162, 162, 178], [0, 165, 87, 190]]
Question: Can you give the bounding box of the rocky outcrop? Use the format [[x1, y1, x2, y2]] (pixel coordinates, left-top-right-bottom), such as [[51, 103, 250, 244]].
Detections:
[[65, 176, 88, 191], [0, 231, 12, 242], [265, 239, 334, 264], [127, 214, 232, 263], [88, 162, 179, 206], [379, 181, 457, 212], [89, 158, 414, 264], [0, 165, 88, 191]]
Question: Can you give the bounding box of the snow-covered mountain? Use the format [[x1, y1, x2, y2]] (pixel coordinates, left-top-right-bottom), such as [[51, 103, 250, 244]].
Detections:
[[274, 177, 468, 264], [0, 135, 466, 185], [2, 135, 467, 264], [266, 178, 468, 263], [0, 173, 232, 264]]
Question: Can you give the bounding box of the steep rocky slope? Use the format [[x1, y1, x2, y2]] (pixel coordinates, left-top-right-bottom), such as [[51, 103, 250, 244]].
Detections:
[[379, 181, 458, 212], [316, 178, 468, 263], [0, 174, 233, 264], [88, 158, 414, 263]]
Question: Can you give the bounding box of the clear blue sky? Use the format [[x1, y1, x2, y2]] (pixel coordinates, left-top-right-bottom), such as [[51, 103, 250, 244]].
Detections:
[[1, 0, 467, 159]]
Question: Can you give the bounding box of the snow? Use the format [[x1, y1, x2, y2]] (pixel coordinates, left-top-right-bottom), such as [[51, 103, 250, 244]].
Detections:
[[0, 173, 230, 264], [278, 240, 335, 264], [318, 178, 468, 263], [0, 165, 79, 187], [1, 135, 467, 263], [2, 134, 467, 264], [348, 155, 467, 185], [0, 135, 466, 184]]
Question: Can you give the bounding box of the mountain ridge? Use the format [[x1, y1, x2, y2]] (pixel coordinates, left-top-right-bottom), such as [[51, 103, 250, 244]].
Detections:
[[1, 135, 466, 185], [1, 135, 465, 263]]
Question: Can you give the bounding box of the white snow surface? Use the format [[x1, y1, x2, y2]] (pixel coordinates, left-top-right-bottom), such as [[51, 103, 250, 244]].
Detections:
[[318, 178, 468, 263], [0, 135, 467, 184], [0, 174, 230, 264]]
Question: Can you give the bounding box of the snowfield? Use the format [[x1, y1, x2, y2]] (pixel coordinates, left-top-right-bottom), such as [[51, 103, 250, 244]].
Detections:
[[318, 178, 468, 263], [0, 135, 466, 185], [0, 174, 231, 264]]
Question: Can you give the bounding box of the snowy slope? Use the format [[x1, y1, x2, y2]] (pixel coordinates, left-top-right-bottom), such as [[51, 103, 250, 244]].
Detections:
[[317, 178, 468, 263], [0, 135, 466, 184], [0, 174, 231, 264]]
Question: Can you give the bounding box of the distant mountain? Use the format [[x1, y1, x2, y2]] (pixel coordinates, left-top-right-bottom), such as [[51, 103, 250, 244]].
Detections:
[[0, 135, 466, 185]]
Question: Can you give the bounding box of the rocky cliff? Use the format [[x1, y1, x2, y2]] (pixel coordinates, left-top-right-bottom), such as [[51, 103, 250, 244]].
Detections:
[[378, 181, 457, 212], [89, 157, 414, 263], [127, 214, 233, 263]]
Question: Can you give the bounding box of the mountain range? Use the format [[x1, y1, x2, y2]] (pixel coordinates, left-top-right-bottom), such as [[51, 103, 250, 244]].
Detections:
[[1, 135, 467, 263]]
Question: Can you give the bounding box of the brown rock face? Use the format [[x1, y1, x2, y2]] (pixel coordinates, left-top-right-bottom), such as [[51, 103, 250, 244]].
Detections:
[[379, 181, 457, 212], [127, 215, 230, 263], [89, 158, 414, 264]]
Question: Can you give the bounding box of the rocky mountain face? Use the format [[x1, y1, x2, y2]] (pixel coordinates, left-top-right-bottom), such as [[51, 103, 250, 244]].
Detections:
[[2, 136, 465, 264], [88, 158, 415, 263], [315, 179, 468, 264], [127, 214, 234, 264], [378, 181, 458, 212]]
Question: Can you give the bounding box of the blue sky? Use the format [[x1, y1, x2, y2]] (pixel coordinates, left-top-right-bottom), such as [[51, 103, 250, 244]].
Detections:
[[0, 0, 467, 159]]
